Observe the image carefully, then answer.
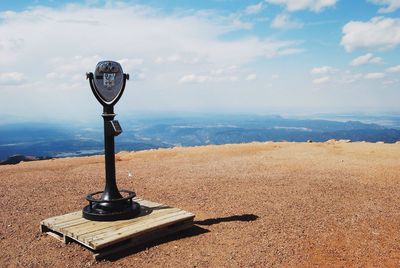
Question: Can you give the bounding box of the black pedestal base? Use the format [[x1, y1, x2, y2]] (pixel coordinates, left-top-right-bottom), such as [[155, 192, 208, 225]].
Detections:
[[82, 189, 141, 221], [82, 202, 141, 221]]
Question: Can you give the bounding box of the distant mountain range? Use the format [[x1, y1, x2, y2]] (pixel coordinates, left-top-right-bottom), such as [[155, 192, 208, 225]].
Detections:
[[1, 114, 400, 164]]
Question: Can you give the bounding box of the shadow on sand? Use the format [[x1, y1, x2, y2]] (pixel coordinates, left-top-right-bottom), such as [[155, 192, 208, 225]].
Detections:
[[103, 225, 209, 261], [194, 214, 259, 226], [103, 213, 258, 261]]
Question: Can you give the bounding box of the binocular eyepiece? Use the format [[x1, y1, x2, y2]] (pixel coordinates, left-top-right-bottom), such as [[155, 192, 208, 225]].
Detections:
[[98, 62, 119, 73]]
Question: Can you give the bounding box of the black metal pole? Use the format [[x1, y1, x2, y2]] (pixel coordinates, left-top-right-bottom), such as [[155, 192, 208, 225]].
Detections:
[[101, 105, 123, 206]]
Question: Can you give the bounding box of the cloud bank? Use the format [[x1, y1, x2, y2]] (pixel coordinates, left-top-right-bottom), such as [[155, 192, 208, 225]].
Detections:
[[341, 17, 400, 52], [0, 3, 307, 119]]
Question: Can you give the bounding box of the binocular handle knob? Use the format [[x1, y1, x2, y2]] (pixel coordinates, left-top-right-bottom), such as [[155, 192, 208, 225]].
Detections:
[[86, 72, 93, 80]]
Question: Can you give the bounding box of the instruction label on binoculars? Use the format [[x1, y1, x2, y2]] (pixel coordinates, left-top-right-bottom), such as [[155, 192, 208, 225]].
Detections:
[[104, 73, 115, 88]]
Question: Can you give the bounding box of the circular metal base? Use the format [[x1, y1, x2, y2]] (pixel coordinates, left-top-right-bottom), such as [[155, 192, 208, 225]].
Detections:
[[83, 202, 141, 221]]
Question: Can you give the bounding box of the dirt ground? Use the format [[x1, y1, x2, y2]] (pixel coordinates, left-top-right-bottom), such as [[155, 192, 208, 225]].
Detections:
[[1, 141, 400, 267]]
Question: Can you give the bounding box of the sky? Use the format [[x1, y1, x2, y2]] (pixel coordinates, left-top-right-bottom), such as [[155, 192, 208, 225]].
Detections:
[[0, 0, 399, 122]]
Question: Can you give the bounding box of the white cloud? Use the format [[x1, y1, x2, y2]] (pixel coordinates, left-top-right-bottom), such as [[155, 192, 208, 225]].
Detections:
[[231, 17, 253, 30], [386, 65, 400, 72], [0, 72, 26, 85], [211, 65, 238, 75], [179, 64, 245, 84], [178, 74, 209, 84], [246, 73, 257, 80], [118, 58, 144, 67], [271, 13, 303, 29], [229, 76, 239, 82], [274, 47, 304, 56], [245, 2, 264, 14], [311, 66, 334, 75], [154, 54, 188, 64], [178, 73, 240, 84], [368, 0, 400, 13], [382, 79, 399, 85], [364, 72, 385, 79], [265, 0, 338, 12], [350, 53, 383, 66], [313, 76, 330, 84], [341, 72, 363, 84], [261, 40, 305, 57], [46, 72, 62, 79], [369, 57, 383, 64], [341, 17, 400, 52], [329, 70, 390, 83]]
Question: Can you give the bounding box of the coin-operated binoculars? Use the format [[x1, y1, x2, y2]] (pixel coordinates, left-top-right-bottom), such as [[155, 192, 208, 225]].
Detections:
[[83, 61, 140, 221]]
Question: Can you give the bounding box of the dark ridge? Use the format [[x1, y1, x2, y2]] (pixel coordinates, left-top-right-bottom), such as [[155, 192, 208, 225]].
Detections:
[[0, 154, 52, 165]]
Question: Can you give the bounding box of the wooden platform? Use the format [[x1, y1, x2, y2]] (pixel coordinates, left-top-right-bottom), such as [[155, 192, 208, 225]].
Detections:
[[40, 198, 195, 259]]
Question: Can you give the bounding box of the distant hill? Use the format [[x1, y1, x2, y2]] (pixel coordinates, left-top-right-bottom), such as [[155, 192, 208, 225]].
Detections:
[[0, 154, 51, 165]]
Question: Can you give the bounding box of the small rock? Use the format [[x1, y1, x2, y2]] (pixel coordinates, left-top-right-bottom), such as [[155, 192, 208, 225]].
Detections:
[[307, 140, 313, 143]]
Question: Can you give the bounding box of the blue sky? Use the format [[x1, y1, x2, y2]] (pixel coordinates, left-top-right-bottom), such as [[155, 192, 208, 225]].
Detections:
[[0, 0, 399, 122]]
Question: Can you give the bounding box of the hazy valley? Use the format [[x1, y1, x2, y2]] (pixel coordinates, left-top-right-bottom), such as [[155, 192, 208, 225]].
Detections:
[[1, 113, 400, 163]]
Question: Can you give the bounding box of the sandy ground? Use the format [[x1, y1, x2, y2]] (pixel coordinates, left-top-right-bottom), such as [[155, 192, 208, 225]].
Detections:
[[1, 141, 400, 267]]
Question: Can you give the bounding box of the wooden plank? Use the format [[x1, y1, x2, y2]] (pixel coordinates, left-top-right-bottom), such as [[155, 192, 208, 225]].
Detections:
[[41, 211, 82, 226], [45, 199, 162, 234], [54, 218, 89, 229], [42, 199, 163, 227], [68, 205, 175, 235], [76, 202, 170, 232], [46, 231, 65, 242], [43, 211, 81, 222], [89, 211, 194, 249], [82, 210, 185, 246], [84, 209, 187, 244], [93, 220, 193, 260], [136, 199, 164, 208], [42, 199, 145, 225], [74, 207, 182, 241], [41, 228, 75, 244], [92, 213, 194, 250]]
